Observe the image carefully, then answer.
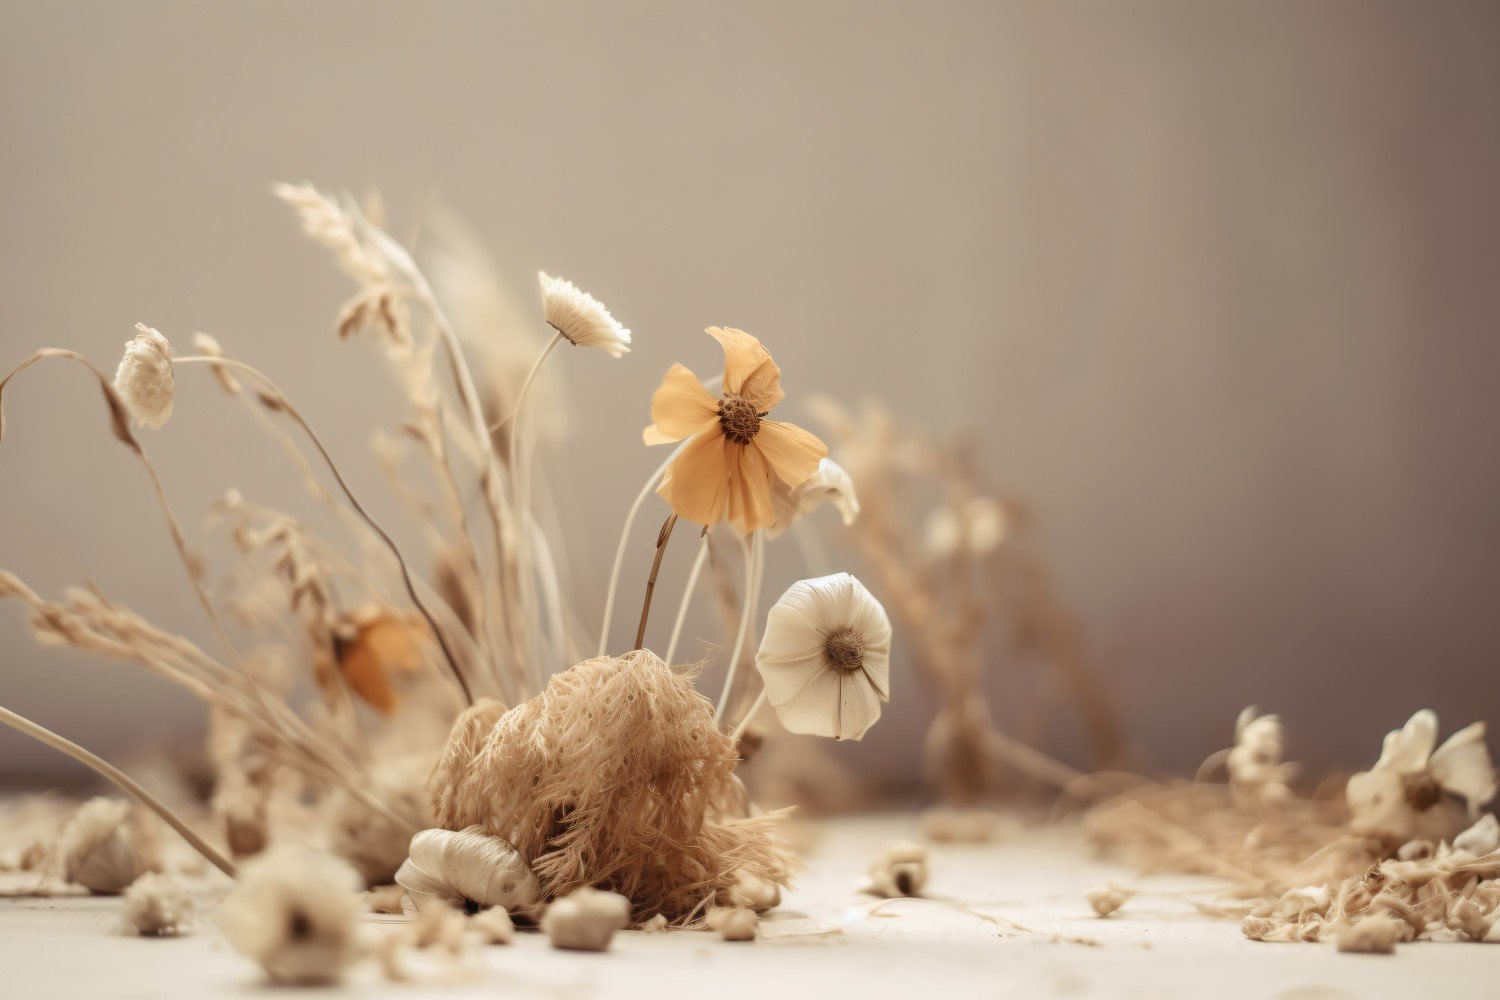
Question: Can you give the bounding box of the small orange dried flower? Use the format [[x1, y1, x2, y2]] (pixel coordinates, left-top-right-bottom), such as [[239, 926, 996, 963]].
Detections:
[[644, 328, 826, 535]]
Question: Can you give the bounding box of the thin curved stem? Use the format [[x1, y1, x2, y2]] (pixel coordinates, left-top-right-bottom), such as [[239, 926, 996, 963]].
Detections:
[[178, 356, 472, 705], [598, 376, 722, 658], [715, 530, 763, 722], [491, 329, 563, 438], [633, 514, 678, 651], [730, 689, 768, 744], [665, 533, 710, 664], [0, 704, 237, 879], [508, 329, 565, 692]]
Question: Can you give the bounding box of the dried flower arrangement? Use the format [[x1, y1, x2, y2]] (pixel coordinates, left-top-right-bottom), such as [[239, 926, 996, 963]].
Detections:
[[0, 182, 900, 981], [809, 398, 1124, 808], [1081, 707, 1500, 952]]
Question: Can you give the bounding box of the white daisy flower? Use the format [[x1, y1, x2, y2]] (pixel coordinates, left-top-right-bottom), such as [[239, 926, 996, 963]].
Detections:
[[1345, 710, 1496, 845], [755, 572, 891, 741], [538, 271, 631, 357]]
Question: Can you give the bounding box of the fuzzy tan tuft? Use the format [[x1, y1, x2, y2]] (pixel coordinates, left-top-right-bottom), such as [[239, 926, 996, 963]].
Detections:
[[432, 650, 796, 923]]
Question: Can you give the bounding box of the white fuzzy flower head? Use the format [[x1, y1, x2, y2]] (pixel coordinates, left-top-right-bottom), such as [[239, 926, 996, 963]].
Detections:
[[395, 826, 544, 920], [538, 271, 631, 357], [755, 572, 892, 742], [218, 850, 363, 986], [113, 324, 175, 429], [768, 457, 860, 538], [1345, 710, 1496, 846]]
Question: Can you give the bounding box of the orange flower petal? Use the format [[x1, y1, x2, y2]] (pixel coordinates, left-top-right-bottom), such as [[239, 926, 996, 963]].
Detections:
[[644, 363, 719, 445], [658, 427, 734, 527], [707, 327, 784, 412], [729, 439, 777, 535], [753, 419, 827, 491]]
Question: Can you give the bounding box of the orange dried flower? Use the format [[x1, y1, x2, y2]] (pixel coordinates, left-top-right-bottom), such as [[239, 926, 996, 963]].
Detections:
[[334, 608, 427, 715], [643, 328, 826, 535]]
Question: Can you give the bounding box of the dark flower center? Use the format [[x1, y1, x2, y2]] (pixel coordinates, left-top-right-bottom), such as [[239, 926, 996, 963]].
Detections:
[[718, 394, 763, 445], [825, 628, 865, 674], [1402, 770, 1442, 811]]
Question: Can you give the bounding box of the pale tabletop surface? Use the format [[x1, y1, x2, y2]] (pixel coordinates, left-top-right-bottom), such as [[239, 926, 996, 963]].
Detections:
[[1, 813, 1491, 999]]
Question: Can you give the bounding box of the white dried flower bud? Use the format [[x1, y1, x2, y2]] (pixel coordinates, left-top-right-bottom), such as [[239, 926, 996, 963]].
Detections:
[[641, 913, 669, 933], [768, 457, 860, 538], [395, 827, 544, 920], [863, 840, 929, 898], [60, 797, 150, 895], [113, 324, 175, 429], [218, 850, 363, 985], [1084, 883, 1133, 918], [541, 887, 631, 951], [121, 872, 194, 936], [538, 271, 631, 357], [1335, 914, 1402, 954]]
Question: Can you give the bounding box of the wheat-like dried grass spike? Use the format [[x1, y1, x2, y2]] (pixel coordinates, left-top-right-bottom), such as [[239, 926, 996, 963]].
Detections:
[[434, 650, 797, 923]]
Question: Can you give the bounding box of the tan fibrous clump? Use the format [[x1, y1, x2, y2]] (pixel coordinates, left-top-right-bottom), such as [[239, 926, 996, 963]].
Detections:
[[121, 872, 194, 936], [60, 797, 161, 895], [1334, 914, 1403, 954], [1084, 883, 1134, 918], [217, 850, 363, 986], [541, 887, 631, 951], [432, 651, 797, 924]]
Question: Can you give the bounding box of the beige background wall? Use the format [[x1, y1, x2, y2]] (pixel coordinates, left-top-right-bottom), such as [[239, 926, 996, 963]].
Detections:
[[2, 1, 1498, 784]]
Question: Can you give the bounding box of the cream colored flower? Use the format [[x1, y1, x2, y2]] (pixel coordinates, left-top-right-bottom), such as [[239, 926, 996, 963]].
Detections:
[[541, 886, 631, 951], [395, 826, 544, 919], [1227, 706, 1295, 808], [1346, 710, 1496, 845], [768, 457, 859, 538], [924, 496, 1008, 558], [755, 572, 890, 741], [218, 850, 363, 985], [113, 324, 174, 429], [538, 271, 631, 357], [644, 327, 827, 535], [121, 872, 194, 936]]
